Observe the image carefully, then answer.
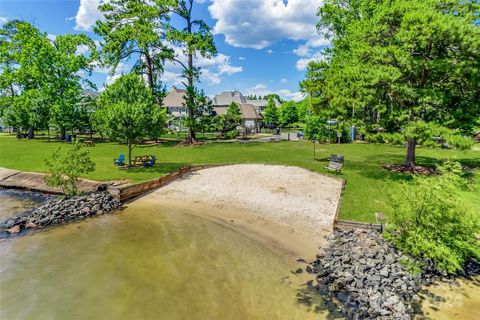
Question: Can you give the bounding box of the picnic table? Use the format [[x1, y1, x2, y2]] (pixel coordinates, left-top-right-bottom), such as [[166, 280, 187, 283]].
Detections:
[[83, 140, 95, 147], [133, 155, 156, 167]]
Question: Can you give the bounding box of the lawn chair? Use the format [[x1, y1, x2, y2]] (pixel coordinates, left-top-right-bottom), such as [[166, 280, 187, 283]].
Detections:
[[324, 160, 343, 173], [114, 154, 125, 166], [143, 155, 156, 167]]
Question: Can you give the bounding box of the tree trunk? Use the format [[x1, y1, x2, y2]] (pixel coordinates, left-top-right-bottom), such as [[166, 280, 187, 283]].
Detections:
[[405, 138, 416, 167], [186, 4, 196, 144], [27, 126, 34, 139], [128, 140, 132, 167], [145, 53, 155, 96]]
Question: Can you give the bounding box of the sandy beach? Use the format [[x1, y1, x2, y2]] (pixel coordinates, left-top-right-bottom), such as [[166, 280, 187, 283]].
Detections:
[[135, 164, 344, 259]]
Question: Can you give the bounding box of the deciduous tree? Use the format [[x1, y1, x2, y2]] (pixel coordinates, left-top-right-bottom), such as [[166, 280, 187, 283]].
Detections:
[[95, 74, 166, 166]]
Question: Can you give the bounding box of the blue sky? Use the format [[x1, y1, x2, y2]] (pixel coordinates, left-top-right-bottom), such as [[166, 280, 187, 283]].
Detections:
[[0, 0, 329, 100]]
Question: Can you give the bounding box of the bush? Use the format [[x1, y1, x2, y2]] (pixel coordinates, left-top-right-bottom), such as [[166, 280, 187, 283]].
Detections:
[[365, 132, 404, 145], [385, 166, 480, 274], [45, 143, 95, 196]]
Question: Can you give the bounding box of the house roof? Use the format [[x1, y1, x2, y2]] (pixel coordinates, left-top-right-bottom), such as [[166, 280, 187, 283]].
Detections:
[[246, 99, 268, 107], [214, 104, 263, 120], [213, 91, 247, 105], [162, 86, 186, 107]]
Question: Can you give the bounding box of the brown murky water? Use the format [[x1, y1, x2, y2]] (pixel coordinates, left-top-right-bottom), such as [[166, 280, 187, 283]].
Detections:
[[417, 277, 480, 320], [0, 188, 49, 221], [1, 192, 478, 319], [0, 201, 334, 320]]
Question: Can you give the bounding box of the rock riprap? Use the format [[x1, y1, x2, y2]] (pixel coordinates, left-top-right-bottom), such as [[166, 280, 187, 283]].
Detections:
[[3, 191, 121, 233], [309, 229, 423, 320]]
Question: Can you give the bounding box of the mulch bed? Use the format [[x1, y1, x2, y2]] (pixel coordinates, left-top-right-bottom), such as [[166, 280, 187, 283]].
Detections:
[[175, 140, 205, 147], [382, 164, 437, 175]]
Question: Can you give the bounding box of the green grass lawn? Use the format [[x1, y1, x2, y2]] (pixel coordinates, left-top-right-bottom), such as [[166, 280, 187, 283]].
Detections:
[[1, 133, 478, 222]]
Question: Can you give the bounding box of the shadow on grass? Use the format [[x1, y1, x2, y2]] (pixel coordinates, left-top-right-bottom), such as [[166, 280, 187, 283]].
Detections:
[[122, 162, 189, 176], [344, 156, 412, 183]]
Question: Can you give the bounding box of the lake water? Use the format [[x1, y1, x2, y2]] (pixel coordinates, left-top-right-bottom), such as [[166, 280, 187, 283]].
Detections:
[[0, 191, 478, 319], [0, 198, 336, 320], [0, 188, 50, 222]]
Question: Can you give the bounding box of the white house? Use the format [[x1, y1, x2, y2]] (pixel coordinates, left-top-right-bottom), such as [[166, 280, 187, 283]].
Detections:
[[162, 86, 188, 119]]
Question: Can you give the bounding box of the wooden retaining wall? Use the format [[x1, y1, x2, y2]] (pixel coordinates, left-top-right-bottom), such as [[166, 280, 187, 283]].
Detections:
[[112, 164, 227, 202], [334, 219, 383, 232], [331, 178, 383, 232]]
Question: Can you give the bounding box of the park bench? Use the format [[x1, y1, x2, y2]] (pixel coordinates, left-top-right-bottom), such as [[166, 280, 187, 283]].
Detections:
[[328, 154, 344, 163], [324, 160, 343, 173], [114, 154, 125, 166], [83, 140, 95, 147], [325, 154, 344, 173], [133, 155, 156, 167]]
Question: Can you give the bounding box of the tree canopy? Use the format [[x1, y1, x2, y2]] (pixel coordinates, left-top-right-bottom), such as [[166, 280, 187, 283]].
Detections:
[[0, 20, 97, 138], [306, 0, 480, 166], [95, 0, 173, 102], [262, 97, 279, 127], [95, 74, 166, 166]]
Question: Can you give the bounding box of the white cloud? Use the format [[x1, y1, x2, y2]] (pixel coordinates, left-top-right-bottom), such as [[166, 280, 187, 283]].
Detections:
[[238, 56, 246, 60], [245, 84, 303, 101], [0, 17, 8, 24], [209, 0, 325, 49], [253, 83, 268, 90], [208, 0, 329, 71], [93, 62, 128, 75], [74, 0, 105, 31], [105, 73, 122, 86], [161, 45, 243, 86], [76, 44, 90, 55], [276, 89, 304, 101], [281, 78, 288, 83], [295, 51, 325, 70], [266, 49, 273, 54]]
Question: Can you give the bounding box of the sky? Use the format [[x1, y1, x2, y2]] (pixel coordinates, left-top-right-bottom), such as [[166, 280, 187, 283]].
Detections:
[[0, 0, 329, 100]]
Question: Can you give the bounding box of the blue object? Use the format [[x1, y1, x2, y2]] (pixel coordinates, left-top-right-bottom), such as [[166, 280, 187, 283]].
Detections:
[[114, 154, 125, 166], [143, 155, 156, 167], [350, 126, 356, 141]]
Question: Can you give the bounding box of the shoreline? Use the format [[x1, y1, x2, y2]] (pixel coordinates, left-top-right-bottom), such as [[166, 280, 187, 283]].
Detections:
[[132, 198, 320, 260], [132, 164, 344, 260]]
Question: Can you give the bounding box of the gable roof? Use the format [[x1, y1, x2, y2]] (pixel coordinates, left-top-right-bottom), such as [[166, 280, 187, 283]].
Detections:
[[213, 91, 247, 105], [214, 104, 263, 120], [162, 86, 186, 107]]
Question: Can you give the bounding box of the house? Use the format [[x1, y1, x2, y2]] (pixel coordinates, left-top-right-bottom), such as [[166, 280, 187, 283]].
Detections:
[[162, 86, 187, 118], [162, 87, 262, 132], [213, 104, 262, 133], [213, 90, 274, 113]]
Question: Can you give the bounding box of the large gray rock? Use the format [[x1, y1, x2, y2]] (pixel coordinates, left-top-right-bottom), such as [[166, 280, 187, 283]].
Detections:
[[308, 229, 426, 320]]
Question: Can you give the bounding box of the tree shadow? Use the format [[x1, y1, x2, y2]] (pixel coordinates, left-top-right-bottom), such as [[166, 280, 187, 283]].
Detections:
[[295, 280, 344, 319], [340, 156, 413, 183], [123, 162, 189, 175]]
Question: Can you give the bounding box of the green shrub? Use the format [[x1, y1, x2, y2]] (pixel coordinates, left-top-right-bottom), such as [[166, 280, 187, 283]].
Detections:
[[45, 143, 95, 196], [385, 166, 480, 274]]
